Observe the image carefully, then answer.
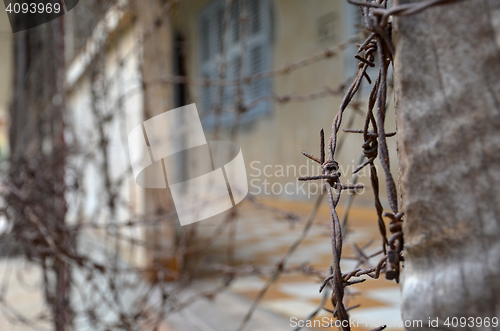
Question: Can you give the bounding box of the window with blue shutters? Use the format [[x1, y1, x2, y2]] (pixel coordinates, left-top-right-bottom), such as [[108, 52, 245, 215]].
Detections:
[[344, 3, 379, 96], [198, 0, 272, 127]]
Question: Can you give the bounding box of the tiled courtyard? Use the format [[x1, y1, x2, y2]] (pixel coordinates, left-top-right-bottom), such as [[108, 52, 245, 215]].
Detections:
[[0, 196, 403, 331], [196, 196, 404, 331]]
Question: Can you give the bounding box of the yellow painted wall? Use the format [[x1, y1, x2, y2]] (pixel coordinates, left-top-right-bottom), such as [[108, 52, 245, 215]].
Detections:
[[176, 0, 398, 205]]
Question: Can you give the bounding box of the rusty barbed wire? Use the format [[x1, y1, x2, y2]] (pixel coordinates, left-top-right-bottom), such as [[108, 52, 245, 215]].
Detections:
[[292, 0, 465, 330]]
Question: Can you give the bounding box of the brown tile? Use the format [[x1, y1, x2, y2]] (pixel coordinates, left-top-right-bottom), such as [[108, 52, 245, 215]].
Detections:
[[278, 273, 316, 283], [353, 278, 400, 291]]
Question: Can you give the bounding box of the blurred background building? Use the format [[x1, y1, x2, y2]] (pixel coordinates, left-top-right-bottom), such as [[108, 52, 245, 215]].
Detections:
[[61, 0, 397, 222]]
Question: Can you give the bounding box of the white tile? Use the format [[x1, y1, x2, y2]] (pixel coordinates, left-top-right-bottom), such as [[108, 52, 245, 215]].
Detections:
[[340, 259, 359, 272], [231, 276, 267, 292], [279, 282, 323, 299], [365, 288, 402, 307]]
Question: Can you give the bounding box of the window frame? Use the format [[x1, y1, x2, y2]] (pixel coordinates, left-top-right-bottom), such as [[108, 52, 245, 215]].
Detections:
[[343, 2, 379, 96], [197, 0, 272, 129]]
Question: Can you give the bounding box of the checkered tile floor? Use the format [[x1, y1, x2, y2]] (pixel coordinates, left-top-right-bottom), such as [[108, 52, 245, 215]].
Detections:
[[197, 197, 403, 331], [0, 197, 403, 331]]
